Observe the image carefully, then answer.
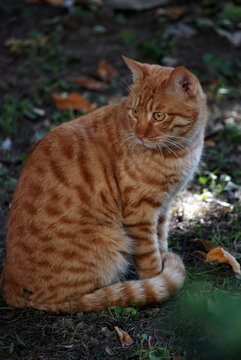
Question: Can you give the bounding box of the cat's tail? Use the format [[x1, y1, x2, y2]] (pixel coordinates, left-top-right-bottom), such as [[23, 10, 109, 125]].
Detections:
[[27, 252, 186, 313]]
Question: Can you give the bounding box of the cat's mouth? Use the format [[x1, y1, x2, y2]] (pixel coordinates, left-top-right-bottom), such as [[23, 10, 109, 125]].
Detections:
[[135, 136, 162, 149], [136, 136, 186, 154]]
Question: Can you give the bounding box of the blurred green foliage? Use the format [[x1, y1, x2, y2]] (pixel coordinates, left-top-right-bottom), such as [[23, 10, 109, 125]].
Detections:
[[0, 97, 36, 138], [158, 282, 241, 360]]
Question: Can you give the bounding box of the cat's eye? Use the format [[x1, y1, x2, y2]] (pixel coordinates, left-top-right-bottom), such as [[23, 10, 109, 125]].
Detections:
[[132, 108, 139, 118], [153, 112, 166, 122]]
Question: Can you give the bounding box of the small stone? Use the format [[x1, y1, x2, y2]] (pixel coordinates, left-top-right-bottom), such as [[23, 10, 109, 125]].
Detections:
[[33, 107, 45, 117], [161, 56, 178, 67], [1, 138, 12, 151], [101, 326, 113, 338], [92, 25, 107, 34]]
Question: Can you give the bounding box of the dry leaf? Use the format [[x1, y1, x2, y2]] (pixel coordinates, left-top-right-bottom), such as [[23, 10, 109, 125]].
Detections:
[[156, 7, 185, 19], [52, 93, 96, 111], [208, 78, 221, 85], [193, 250, 207, 258], [206, 247, 241, 276], [67, 76, 106, 91], [173, 356, 184, 360], [96, 60, 117, 82], [26, 0, 66, 6], [46, 0, 66, 5], [194, 239, 215, 252], [205, 139, 216, 147], [114, 326, 134, 346], [6, 37, 48, 53]]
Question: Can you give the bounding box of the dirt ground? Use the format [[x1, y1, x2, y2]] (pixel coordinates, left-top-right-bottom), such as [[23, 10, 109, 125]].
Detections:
[[0, 1, 241, 359]]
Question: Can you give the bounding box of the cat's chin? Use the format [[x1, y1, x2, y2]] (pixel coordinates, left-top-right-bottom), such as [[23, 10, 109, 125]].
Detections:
[[136, 138, 160, 149]]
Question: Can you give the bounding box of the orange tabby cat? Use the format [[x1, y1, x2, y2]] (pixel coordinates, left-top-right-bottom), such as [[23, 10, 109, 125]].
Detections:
[[1, 57, 207, 313]]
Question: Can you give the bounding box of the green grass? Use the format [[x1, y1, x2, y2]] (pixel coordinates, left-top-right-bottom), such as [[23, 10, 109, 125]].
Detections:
[[98, 304, 140, 322], [50, 109, 83, 128], [134, 334, 171, 360], [157, 277, 241, 360], [201, 53, 241, 99], [120, 30, 136, 45], [198, 122, 241, 187], [14, 30, 70, 75], [0, 97, 36, 138]]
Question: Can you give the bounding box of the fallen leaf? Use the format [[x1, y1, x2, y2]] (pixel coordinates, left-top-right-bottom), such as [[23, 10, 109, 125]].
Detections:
[[156, 6, 185, 19], [114, 326, 134, 346], [206, 247, 241, 276], [67, 76, 106, 91], [96, 60, 117, 82], [193, 250, 207, 258], [194, 239, 215, 251], [52, 93, 96, 111], [26, 0, 67, 6], [207, 78, 221, 85], [204, 139, 216, 147], [173, 356, 184, 360], [6, 37, 48, 53]]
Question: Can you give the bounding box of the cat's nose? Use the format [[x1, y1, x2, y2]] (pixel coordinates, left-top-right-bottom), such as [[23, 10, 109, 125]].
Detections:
[[136, 125, 146, 140]]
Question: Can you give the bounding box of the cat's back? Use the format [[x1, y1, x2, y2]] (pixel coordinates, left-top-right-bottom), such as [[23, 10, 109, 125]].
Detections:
[[11, 102, 118, 200], [6, 103, 123, 248]]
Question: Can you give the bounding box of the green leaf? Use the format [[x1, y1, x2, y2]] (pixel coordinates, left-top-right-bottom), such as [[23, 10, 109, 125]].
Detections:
[[16, 335, 26, 347], [114, 305, 123, 316], [120, 31, 136, 45], [9, 342, 14, 354], [199, 176, 208, 185]]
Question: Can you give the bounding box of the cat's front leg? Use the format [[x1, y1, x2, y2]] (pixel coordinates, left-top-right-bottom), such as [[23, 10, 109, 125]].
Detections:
[[124, 217, 162, 279], [157, 215, 170, 261]]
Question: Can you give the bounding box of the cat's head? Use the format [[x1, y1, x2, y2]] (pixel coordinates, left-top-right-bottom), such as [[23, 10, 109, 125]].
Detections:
[[123, 56, 207, 150]]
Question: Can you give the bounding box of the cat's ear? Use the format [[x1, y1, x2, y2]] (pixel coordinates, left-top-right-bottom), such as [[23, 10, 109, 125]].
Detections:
[[166, 66, 198, 98], [122, 56, 147, 83]]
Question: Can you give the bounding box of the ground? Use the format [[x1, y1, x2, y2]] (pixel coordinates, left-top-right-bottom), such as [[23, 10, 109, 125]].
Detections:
[[0, 1, 241, 359]]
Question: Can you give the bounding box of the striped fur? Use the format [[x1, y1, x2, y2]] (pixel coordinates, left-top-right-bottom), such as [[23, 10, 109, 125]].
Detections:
[[1, 57, 207, 313]]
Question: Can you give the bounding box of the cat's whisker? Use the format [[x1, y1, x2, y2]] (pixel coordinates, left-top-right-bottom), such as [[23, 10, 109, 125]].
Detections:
[[168, 135, 192, 145], [164, 139, 184, 150], [157, 144, 165, 160], [120, 134, 135, 147], [162, 142, 180, 160], [127, 138, 136, 151], [128, 136, 140, 154]]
